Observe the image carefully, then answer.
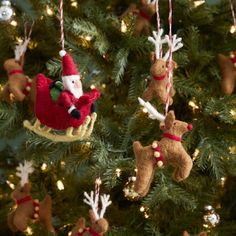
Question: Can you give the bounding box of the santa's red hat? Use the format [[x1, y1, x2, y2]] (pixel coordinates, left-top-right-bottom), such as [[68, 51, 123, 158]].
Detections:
[[59, 50, 80, 80]]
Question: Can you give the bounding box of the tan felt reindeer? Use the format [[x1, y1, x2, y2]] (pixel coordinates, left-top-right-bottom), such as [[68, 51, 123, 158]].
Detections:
[[132, 98, 193, 198], [142, 29, 183, 105], [2, 30, 36, 103], [8, 161, 55, 234], [71, 191, 111, 236], [183, 230, 207, 236]]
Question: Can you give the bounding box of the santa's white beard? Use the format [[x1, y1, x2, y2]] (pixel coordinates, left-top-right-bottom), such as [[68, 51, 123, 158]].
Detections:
[[70, 87, 83, 99]]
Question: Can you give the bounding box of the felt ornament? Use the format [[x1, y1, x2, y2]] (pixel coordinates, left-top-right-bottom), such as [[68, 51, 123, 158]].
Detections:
[[71, 191, 111, 236], [183, 231, 207, 236], [8, 161, 55, 234], [24, 50, 100, 142], [121, 0, 156, 36], [218, 52, 236, 95], [2, 27, 35, 103], [132, 98, 193, 198], [142, 29, 183, 105]]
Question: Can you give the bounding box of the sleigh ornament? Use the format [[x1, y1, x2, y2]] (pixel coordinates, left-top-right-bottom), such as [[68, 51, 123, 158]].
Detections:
[[24, 50, 100, 142]]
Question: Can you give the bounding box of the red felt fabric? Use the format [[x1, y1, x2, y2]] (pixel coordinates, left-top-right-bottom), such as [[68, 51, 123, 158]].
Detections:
[[35, 73, 100, 130], [62, 53, 78, 76], [77, 227, 102, 236]]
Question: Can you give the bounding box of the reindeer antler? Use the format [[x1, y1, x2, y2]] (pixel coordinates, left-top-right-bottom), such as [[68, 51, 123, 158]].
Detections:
[[14, 38, 30, 62], [99, 194, 112, 218], [138, 97, 165, 122], [84, 191, 100, 220], [163, 34, 183, 61], [148, 30, 169, 59], [16, 161, 34, 187]]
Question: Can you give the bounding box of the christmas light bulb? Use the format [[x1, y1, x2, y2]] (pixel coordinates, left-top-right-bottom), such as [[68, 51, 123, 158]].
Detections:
[[71, 1, 78, 8], [26, 227, 33, 235], [10, 20, 17, 26], [102, 84, 106, 88], [95, 177, 102, 186], [116, 168, 121, 177], [230, 25, 236, 34], [140, 206, 145, 212], [68, 232, 72, 236], [193, 0, 205, 7], [57, 180, 64, 190], [46, 6, 53, 16], [90, 84, 96, 89], [142, 108, 148, 113], [230, 109, 236, 119], [16, 37, 23, 43], [41, 163, 47, 171], [220, 177, 226, 187], [121, 20, 127, 33], [6, 180, 15, 189], [85, 35, 92, 41]]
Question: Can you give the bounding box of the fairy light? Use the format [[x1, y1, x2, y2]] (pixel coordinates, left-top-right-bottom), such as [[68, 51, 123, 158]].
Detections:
[[41, 163, 47, 171], [188, 100, 199, 111], [140, 206, 145, 212], [121, 20, 127, 33], [57, 180, 64, 190], [229, 146, 236, 154], [61, 161, 66, 168], [142, 108, 148, 113], [193, 0, 205, 7], [95, 177, 102, 186], [10, 20, 17, 26], [230, 25, 236, 34], [16, 37, 23, 43], [6, 180, 15, 189], [85, 35, 92, 41], [115, 168, 121, 177], [102, 84, 106, 88], [46, 5, 53, 16], [68, 232, 72, 236], [90, 84, 96, 89], [71, 0, 78, 8], [230, 109, 236, 119], [192, 148, 200, 161], [220, 177, 226, 187], [26, 227, 33, 235]]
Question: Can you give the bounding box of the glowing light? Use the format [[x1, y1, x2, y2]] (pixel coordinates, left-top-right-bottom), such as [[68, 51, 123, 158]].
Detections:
[[140, 206, 145, 212], [193, 0, 205, 7], [116, 168, 121, 177], [71, 1, 78, 8], [95, 177, 102, 186], [229, 146, 236, 154], [220, 177, 226, 187], [26, 227, 33, 235], [46, 6, 53, 16], [121, 20, 127, 33], [6, 180, 15, 189], [57, 180, 64, 190], [90, 84, 96, 89], [188, 100, 199, 110], [41, 163, 47, 171], [230, 25, 236, 34], [16, 37, 23, 43], [142, 108, 148, 113], [102, 84, 106, 88], [85, 35, 92, 41], [10, 20, 17, 27], [68, 232, 72, 236], [230, 109, 236, 119], [61, 161, 66, 167]]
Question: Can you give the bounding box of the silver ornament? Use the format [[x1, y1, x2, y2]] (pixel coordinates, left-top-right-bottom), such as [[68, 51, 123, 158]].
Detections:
[[0, 0, 13, 21], [203, 205, 220, 229]]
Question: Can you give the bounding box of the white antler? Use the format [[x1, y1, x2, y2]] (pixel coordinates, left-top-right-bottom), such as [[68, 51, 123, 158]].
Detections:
[[99, 194, 112, 218], [148, 30, 169, 59], [14, 37, 30, 62], [16, 161, 34, 187], [163, 34, 183, 61], [138, 97, 165, 122], [84, 191, 100, 220]]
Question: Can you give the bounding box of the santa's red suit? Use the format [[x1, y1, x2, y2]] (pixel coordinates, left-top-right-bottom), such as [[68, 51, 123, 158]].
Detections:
[[35, 73, 100, 130]]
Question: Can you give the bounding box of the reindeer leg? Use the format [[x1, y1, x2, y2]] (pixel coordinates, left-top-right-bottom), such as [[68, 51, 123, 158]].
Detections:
[[7, 211, 18, 232], [13, 212, 29, 232], [71, 218, 86, 236], [172, 153, 193, 182], [133, 141, 156, 197], [39, 195, 55, 233]]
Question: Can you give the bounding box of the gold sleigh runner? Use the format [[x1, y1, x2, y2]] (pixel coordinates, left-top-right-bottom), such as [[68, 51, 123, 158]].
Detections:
[[23, 113, 97, 142]]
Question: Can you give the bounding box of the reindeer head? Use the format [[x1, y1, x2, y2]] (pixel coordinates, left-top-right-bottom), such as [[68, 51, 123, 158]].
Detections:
[[84, 191, 111, 234], [12, 182, 31, 200], [148, 30, 182, 77], [140, 0, 156, 15], [160, 110, 193, 136], [4, 58, 23, 73]]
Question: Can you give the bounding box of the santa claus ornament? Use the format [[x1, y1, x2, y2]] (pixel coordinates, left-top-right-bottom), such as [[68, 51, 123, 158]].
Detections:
[[23, 0, 100, 142]]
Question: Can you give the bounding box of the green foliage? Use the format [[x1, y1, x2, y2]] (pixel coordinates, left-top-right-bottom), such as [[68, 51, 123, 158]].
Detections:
[[0, 0, 235, 235]]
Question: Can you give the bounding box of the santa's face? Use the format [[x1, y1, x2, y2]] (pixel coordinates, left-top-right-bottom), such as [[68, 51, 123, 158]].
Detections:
[[62, 75, 83, 99]]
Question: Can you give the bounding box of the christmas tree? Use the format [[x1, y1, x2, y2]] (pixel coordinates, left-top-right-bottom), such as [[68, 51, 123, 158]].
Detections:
[[0, 0, 235, 235]]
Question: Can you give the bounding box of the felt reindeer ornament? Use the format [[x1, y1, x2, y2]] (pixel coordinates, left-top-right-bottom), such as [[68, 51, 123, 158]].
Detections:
[[183, 230, 207, 236], [2, 26, 35, 103], [218, 52, 236, 95], [132, 98, 193, 198], [8, 161, 55, 234], [71, 190, 111, 236], [142, 29, 183, 105], [120, 0, 156, 36]]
